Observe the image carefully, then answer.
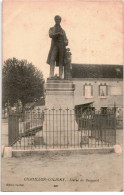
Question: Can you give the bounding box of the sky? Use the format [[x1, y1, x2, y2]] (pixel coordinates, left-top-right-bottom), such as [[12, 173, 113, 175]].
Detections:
[[2, 0, 123, 79]]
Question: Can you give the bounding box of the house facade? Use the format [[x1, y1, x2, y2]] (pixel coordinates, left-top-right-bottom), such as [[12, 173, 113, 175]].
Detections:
[[72, 64, 123, 125]]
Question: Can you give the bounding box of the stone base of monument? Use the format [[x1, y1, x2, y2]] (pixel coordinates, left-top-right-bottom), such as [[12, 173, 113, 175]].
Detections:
[[43, 132, 80, 148], [42, 109, 80, 147], [45, 79, 75, 109], [41, 79, 80, 147], [35, 79, 80, 147]]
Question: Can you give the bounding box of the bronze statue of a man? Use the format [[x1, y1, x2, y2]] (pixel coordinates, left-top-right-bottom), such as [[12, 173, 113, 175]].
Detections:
[[47, 15, 68, 78]]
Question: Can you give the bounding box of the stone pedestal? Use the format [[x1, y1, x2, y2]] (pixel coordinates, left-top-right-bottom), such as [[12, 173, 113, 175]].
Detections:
[[45, 79, 75, 109], [42, 79, 80, 148], [34, 79, 80, 147], [43, 108, 80, 147]]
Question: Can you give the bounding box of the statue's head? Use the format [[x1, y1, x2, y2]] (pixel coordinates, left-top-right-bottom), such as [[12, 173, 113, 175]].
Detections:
[[54, 15, 61, 25]]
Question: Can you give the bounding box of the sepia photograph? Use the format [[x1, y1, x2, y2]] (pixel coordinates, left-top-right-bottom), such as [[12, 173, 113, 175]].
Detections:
[[1, 0, 123, 192]]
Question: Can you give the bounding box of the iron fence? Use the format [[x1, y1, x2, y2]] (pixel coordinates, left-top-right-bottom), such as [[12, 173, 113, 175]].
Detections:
[[8, 107, 116, 150]]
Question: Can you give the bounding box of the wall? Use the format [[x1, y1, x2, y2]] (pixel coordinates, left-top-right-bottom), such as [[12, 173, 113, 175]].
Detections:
[[73, 78, 123, 108]]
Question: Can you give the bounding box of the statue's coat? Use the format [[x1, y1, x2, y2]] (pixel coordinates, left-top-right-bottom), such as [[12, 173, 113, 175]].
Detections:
[[46, 26, 68, 67]]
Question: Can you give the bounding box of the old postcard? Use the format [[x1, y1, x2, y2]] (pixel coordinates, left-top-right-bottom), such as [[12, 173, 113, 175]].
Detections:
[[1, 0, 123, 192]]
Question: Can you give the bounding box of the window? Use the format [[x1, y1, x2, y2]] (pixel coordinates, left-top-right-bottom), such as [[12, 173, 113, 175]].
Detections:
[[111, 87, 122, 95], [83, 84, 93, 98], [99, 84, 108, 97]]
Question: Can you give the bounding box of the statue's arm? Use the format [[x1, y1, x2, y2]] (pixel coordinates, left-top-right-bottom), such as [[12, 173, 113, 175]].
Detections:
[[49, 28, 58, 38], [63, 30, 68, 46]]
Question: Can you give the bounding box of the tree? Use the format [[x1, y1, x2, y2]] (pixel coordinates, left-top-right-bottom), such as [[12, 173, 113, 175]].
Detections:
[[2, 58, 45, 107]]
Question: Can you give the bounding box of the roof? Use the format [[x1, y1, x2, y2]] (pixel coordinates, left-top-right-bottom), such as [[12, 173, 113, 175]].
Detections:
[[72, 64, 123, 78], [75, 102, 94, 108]]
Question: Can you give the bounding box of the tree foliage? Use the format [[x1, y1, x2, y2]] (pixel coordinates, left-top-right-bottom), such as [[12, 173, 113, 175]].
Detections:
[[2, 58, 45, 107]]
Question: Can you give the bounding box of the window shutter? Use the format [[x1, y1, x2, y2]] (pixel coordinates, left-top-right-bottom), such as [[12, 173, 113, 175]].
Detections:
[[91, 85, 93, 96], [83, 85, 85, 96], [98, 85, 100, 96], [106, 85, 108, 96]]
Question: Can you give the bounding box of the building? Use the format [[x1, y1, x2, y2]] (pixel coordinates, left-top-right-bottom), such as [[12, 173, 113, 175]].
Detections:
[[72, 64, 123, 126]]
